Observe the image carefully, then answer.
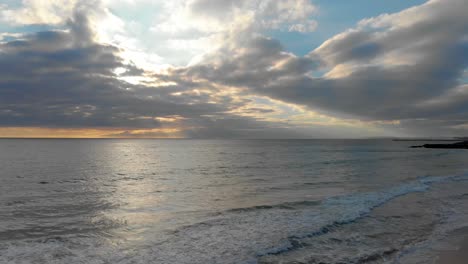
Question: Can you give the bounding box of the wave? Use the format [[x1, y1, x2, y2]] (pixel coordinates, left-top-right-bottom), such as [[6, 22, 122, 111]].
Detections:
[[2, 172, 468, 264], [225, 200, 322, 213], [165, 172, 468, 263], [256, 172, 468, 259]]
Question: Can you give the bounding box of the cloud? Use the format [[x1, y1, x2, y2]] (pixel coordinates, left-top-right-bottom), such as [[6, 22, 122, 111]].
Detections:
[[0, 2, 331, 138], [0, 4, 249, 132], [106, 129, 183, 138], [176, 0, 468, 136], [288, 21, 318, 33], [185, 0, 318, 33], [1, 0, 467, 138], [129, 0, 319, 65], [1, 0, 78, 25]]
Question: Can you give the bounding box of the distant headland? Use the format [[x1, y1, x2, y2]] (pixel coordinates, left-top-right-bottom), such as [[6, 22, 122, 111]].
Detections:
[[410, 140, 468, 149]]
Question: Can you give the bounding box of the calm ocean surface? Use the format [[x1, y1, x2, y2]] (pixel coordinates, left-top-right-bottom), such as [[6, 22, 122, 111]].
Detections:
[[1, 139, 468, 263]]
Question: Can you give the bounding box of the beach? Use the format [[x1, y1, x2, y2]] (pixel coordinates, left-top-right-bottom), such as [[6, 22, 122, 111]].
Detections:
[[436, 229, 468, 264]]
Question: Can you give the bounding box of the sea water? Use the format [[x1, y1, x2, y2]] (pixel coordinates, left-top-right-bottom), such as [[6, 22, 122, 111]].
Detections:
[[1, 139, 468, 263]]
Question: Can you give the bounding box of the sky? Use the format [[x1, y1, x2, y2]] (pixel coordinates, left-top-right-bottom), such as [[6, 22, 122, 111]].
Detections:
[[0, 0, 467, 138]]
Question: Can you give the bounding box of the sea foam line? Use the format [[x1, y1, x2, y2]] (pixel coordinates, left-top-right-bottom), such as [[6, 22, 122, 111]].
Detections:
[[256, 172, 468, 259]]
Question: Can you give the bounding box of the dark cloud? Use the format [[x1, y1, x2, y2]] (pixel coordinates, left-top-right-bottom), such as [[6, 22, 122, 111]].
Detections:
[[0, 4, 257, 133], [0, 3, 311, 139], [177, 0, 468, 136], [1, 0, 467, 137]]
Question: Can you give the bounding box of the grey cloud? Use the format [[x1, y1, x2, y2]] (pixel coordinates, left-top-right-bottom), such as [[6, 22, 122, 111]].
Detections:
[[244, 108, 276, 114], [314, 0, 468, 66], [183, 116, 387, 139], [0, 5, 253, 132], [183, 117, 311, 139], [3, 0, 468, 138], [0, 3, 314, 139], [188, 0, 246, 20], [186, 0, 317, 33], [178, 0, 468, 136]]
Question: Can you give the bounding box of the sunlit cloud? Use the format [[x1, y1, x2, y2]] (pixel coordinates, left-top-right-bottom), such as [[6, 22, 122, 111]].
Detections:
[[0, 0, 467, 138]]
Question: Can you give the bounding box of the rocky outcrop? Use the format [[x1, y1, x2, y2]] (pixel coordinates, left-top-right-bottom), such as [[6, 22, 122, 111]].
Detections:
[[411, 141, 468, 149]]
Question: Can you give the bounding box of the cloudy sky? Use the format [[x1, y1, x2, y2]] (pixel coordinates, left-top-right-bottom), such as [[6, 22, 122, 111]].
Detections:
[[0, 0, 467, 138]]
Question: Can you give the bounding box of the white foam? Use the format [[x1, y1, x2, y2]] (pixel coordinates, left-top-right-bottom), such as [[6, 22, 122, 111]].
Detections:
[[3, 172, 468, 264]]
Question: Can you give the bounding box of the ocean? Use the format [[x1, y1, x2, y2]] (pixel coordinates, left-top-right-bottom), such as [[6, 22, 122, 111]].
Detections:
[[1, 139, 468, 263]]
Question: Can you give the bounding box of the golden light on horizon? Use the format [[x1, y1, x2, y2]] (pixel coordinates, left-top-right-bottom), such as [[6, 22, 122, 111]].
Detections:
[[0, 127, 184, 138]]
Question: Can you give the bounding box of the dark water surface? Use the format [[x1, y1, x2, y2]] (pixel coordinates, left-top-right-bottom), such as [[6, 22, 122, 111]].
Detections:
[[1, 139, 468, 263]]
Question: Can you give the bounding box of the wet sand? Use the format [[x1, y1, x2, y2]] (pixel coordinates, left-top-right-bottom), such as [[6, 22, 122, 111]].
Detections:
[[436, 228, 468, 264]]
